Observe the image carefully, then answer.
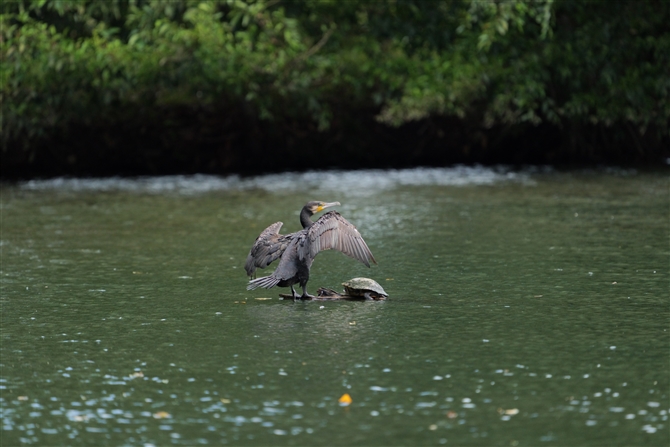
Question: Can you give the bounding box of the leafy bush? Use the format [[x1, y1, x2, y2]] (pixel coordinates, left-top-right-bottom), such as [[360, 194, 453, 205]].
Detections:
[[1, 0, 668, 175]]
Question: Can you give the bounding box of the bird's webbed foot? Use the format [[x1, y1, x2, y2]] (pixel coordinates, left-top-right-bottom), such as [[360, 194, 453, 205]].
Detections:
[[300, 286, 314, 300]]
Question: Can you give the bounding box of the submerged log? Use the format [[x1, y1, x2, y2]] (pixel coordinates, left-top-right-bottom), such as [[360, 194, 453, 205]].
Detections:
[[278, 287, 387, 301]]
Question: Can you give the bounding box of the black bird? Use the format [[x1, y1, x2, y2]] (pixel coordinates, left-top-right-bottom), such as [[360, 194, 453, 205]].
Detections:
[[245, 201, 376, 299]]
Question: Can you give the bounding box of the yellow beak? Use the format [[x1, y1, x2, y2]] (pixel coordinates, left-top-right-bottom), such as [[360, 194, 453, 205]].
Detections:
[[317, 201, 340, 213]]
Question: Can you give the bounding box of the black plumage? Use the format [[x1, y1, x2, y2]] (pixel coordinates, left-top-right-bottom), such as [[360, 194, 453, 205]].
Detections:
[[245, 201, 376, 299]]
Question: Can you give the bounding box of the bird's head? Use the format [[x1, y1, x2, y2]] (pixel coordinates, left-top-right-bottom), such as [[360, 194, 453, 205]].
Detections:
[[304, 201, 340, 216]]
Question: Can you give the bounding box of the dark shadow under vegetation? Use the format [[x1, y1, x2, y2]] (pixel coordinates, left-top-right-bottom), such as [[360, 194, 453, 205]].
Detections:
[[4, 109, 668, 180]]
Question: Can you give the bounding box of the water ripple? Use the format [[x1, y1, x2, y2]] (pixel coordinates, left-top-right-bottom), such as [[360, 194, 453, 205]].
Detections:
[[19, 166, 533, 195]]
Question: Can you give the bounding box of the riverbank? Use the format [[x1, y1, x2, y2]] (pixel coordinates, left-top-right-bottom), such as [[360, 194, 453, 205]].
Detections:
[[3, 1, 668, 179], [3, 113, 668, 180]]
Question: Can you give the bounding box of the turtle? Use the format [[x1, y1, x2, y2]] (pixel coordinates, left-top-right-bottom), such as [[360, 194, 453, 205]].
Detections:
[[342, 278, 388, 300]]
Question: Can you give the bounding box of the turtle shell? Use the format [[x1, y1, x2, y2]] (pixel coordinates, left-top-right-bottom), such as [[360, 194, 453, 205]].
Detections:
[[342, 277, 388, 298]]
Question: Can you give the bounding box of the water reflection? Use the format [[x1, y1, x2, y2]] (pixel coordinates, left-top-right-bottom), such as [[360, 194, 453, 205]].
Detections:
[[245, 300, 389, 342]]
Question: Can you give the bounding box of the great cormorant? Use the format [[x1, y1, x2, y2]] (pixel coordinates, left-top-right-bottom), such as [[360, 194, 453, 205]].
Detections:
[[245, 201, 376, 299]]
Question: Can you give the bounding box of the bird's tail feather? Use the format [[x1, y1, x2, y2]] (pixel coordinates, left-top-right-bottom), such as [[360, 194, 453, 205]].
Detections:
[[247, 275, 281, 290]]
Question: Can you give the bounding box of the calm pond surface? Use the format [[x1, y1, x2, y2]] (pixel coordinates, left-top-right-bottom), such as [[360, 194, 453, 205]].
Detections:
[[1, 167, 668, 446]]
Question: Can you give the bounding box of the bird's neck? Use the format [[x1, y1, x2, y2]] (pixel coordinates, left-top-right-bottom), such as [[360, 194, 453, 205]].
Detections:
[[300, 207, 314, 229]]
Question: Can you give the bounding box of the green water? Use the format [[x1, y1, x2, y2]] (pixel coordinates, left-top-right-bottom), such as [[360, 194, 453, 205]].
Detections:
[[1, 168, 668, 446]]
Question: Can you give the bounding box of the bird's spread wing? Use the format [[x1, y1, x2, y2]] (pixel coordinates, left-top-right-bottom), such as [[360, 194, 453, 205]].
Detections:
[[244, 222, 293, 277], [300, 211, 376, 266]]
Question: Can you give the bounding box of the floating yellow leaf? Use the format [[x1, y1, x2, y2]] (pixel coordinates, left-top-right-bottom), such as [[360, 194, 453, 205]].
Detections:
[[255, 297, 272, 300], [153, 411, 171, 419], [446, 411, 457, 419], [338, 393, 352, 406], [220, 398, 231, 404], [17, 396, 28, 401], [497, 408, 519, 415]]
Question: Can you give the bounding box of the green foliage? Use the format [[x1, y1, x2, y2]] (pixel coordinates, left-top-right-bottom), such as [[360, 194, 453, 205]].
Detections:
[[375, 0, 669, 137], [1, 0, 319, 145], [1, 0, 668, 163]]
